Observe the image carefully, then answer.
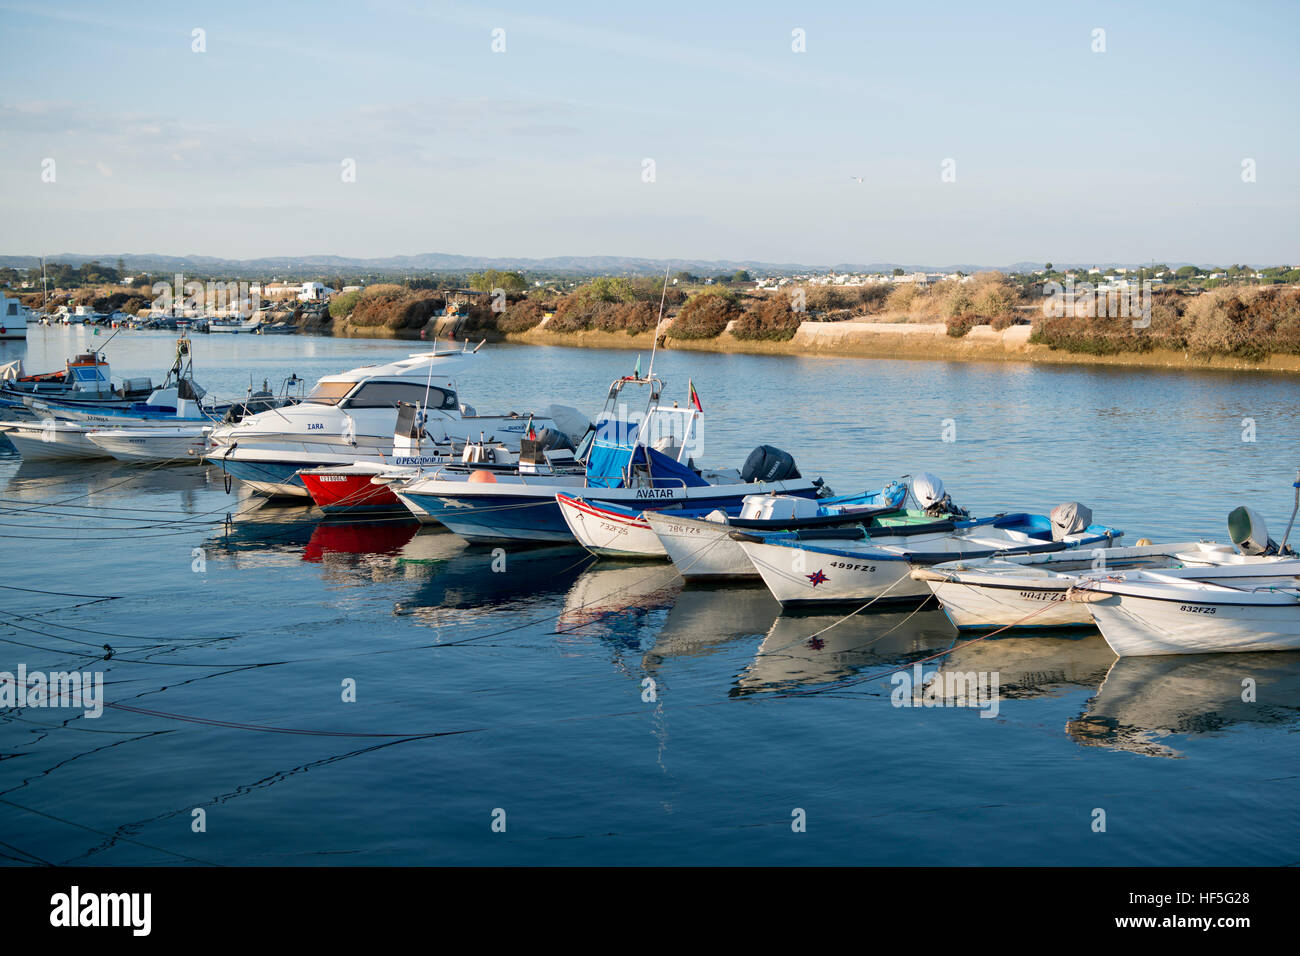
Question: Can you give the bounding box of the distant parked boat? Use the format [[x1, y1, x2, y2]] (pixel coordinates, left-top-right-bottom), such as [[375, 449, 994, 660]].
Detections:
[[0, 293, 30, 341]]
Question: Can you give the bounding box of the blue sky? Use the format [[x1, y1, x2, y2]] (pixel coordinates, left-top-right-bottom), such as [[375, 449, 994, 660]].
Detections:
[[1, 0, 1296, 265]]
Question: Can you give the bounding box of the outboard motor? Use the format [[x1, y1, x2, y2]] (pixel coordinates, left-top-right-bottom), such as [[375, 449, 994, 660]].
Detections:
[[1228, 506, 1290, 555], [548, 404, 593, 447], [741, 445, 801, 483], [913, 472, 968, 518], [532, 427, 575, 452], [1050, 501, 1094, 541]]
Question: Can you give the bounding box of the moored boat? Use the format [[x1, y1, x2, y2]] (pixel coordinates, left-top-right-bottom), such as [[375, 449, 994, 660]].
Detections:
[[207, 346, 571, 498], [559, 481, 909, 561], [393, 374, 826, 545], [736, 504, 1123, 608], [84, 425, 210, 464], [1069, 572, 1300, 656]]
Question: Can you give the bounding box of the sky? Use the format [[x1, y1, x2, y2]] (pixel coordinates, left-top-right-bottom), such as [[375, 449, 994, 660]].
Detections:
[[1, 0, 1297, 267]]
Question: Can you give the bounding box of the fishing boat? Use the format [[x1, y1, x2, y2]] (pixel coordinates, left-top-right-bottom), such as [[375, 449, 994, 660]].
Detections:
[[0, 419, 115, 460], [641, 476, 981, 580], [297, 402, 477, 516], [0, 417, 209, 461], [558, 481, 910, 561], [0, 349, 154, 414], [25, 337, 227, 422], [914, 538, 1300, 631], [1068, 573, 1300, 656], [392, 373, 826, 544], [1066, 500, 1300, 656], [206, 345, 574, 498], [735, 502, 1123, 608], [83, 425, 210, 464]]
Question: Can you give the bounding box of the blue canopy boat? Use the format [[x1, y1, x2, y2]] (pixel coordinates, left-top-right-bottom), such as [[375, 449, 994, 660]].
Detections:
[[392, 373, 827, 544]]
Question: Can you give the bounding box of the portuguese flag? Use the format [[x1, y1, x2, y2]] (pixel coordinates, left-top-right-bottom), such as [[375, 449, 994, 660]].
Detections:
[[688, 379, 703, 413]]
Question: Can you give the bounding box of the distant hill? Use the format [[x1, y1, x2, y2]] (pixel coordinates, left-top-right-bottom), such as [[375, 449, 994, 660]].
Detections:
[[0, 252, 1208, 277]]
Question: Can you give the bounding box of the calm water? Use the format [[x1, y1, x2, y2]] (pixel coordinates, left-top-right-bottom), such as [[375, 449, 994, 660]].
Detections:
[[1, 326, 1298, 865]]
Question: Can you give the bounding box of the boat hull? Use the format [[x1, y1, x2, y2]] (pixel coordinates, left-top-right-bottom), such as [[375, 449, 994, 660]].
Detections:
[[929, 578, 1089, 629], [557, 495, 668, 558], [645, 512, 757, 580], [0, 423, 111, 460], [1086, 592, 1300, 656], [738, 537, 928, 606], [399, 478, 820, 545], [300, 470, 404, 515], [84, 428, 208, 464]]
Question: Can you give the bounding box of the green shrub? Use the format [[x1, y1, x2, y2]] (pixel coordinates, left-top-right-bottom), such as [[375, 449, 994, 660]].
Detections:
[[669, 291, 739, 339], [329, 289, 362, 319], [732, 297, 802, 340], [945, 314, 979, 337]]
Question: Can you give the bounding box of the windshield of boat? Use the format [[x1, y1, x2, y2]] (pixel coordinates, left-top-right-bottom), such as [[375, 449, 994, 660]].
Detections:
[[343, 382, 458, 409], [305, 381, 355, 406]]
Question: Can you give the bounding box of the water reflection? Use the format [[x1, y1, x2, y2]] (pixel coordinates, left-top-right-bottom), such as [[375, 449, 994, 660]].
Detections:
[[939, 633, 1115, 701], [644, 585, 780, 667], [1068, 652, 1300, 758], [557, 561, 681, 649], [398, 544, 592, 623], [736, 609, 958, 694]]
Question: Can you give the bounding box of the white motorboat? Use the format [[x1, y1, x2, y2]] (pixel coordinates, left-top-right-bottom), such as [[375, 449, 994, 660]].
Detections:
[[84, 425, 210, 463], [205, 345, 574, 498], [736, 504, 1123, 608], [1069, 571, 1300, 656], [0, 419, 112, 460], [914, 539, 1300, 631]]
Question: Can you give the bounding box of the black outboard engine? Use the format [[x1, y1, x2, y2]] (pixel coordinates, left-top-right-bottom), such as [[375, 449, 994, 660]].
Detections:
[[741, 445, 802, 483], [532, 427, 575, 452]]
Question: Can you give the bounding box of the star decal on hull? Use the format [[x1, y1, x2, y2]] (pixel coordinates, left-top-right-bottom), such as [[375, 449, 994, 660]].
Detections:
[[806, 569, 829, 587]]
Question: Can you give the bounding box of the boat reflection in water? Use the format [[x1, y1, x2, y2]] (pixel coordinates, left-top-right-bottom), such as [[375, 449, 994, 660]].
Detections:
[[1068, 652, 1300, 758], [207, 501, 325, 567], [397, 544, 593, 626], [736, 609, 959, 695], [557, 561, 682, 649], [302, 518, 419, 564], [643, 584, 781, 668], [936, 632, 1115, 702], [2, 450, 211, 511]]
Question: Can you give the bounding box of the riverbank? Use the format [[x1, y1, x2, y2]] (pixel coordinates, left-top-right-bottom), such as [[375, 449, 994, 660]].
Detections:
[[322, 279, 1300, 375], [327, 316, 1300, 374]]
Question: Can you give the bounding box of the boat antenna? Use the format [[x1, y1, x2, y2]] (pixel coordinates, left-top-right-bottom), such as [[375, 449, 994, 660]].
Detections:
[[1281, 468, 1300, 552], [97, 322, 125, 353], [645, 264, 671, 382]]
